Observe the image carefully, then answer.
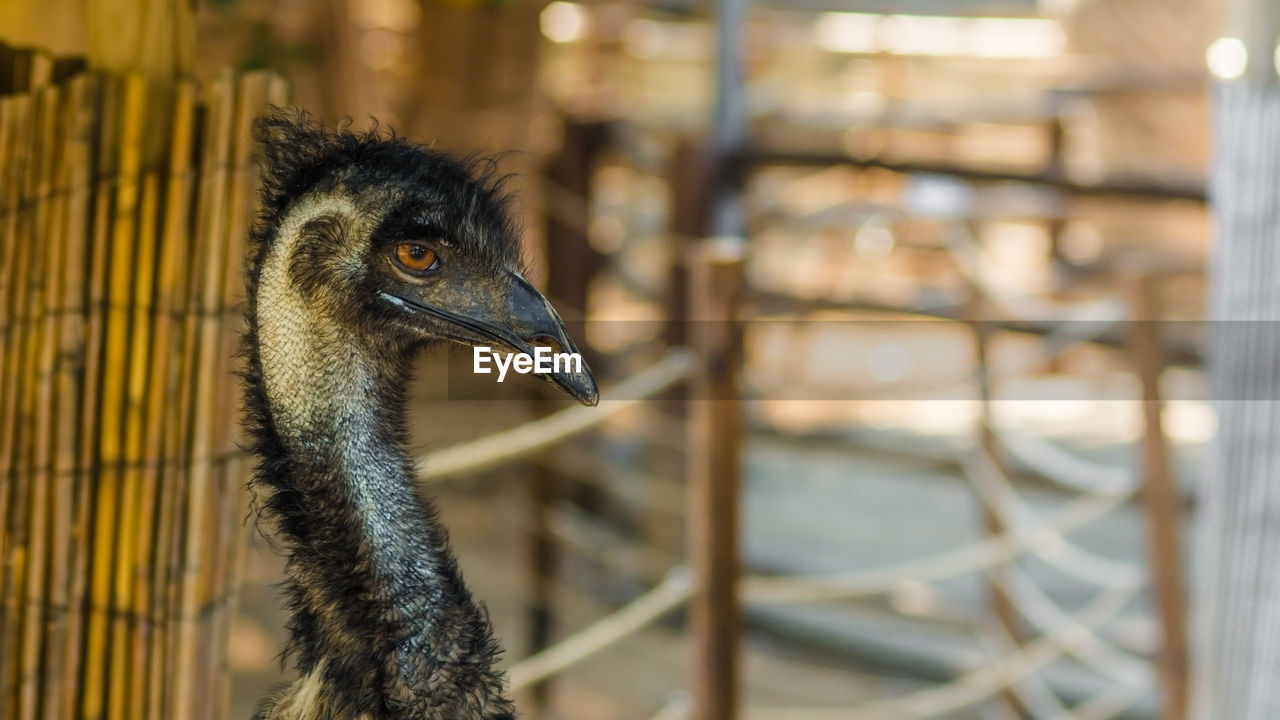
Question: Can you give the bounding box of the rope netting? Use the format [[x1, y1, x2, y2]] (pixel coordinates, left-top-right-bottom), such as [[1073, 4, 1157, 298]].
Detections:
[[416, 348, 694, 481], [745, 581, 1141, 720], [992, 425, 1137, 497], [406, 337, 1151, 719], [434, 358, 1149, 718], [491, 463, 1143, 715], [405, 183, 1160, 718], [508, 571, 693, 691]]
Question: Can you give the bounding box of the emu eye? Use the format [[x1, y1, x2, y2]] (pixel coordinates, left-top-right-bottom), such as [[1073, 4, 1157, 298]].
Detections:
[[393, 242, 439, 275]]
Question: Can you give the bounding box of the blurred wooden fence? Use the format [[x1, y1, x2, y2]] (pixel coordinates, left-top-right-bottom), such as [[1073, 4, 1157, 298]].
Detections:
[[0, 43, 285, 720]]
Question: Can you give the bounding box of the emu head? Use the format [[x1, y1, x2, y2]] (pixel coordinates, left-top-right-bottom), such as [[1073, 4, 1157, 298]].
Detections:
[[251, 110, 598, 406]]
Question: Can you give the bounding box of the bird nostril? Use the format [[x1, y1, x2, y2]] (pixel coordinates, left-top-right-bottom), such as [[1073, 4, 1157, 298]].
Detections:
[[532, 336, 565, 355]]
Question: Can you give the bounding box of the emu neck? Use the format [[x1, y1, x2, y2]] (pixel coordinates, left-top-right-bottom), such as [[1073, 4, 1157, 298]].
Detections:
[[251, 197, 512, 719]]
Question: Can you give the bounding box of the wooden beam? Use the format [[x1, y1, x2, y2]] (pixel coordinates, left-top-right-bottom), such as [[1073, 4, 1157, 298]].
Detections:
[[734, 149, 1206, 203], [1124, 272, 1188, 720], [686, 239, 745, 720]]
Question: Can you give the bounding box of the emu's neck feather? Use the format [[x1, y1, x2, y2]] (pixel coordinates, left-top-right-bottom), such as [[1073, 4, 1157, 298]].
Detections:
[[249, 197, 513, 720]]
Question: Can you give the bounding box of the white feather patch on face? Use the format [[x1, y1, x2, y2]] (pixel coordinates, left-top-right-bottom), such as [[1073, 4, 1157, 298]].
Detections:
[[257, 192, 391, 489], [257, 192, 369, 440], [257, 191, 435, 586]]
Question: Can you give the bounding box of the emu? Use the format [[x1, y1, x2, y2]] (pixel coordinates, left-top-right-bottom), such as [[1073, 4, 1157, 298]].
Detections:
[[242, 110, 598, 720]]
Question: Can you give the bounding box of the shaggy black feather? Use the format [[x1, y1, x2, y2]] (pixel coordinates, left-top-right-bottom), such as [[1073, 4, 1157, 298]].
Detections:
[[241, 109, 521, 720]]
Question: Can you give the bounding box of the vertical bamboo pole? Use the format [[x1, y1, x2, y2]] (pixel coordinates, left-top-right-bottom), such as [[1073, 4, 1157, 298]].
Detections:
[[0, 95, 17, 715], [0, 91, 36, 720], [71, 71, 117, 720], [107, 74, 161, 720], [143, 78, 196, 720], [159, 101, 207, 720], [0, 101, 17, 580], [161, 78, 213, 720], [83, 72, 146, 720], [2, 83, 48, 720], [17, 83, 61, 720], [125, 161, 163, 716], [43, 73, 98, 720], [65, 73, 110, 720], [208, 70, 284, 720], [0, 97, 16, 446], [169, 70, 234, 720], [123, 168, 165, 720], [686, 237, 744, 720], [1124, 272, 1188, 720], [33, 80, 78, 720]]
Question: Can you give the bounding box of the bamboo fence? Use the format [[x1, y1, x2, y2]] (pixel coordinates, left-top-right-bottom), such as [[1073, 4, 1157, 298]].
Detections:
[[0, 42, 286, 720]]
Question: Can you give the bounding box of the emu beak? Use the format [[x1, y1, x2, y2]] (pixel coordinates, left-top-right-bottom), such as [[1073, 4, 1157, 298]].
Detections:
[[494, 274, 599, 406], [378, 274, 599, 406]]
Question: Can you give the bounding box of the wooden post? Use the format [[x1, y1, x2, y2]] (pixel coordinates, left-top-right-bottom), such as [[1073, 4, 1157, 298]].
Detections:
[[524, 118, 606, 713], [664, 137, 714, 357], [1124, 272, 1188, 720], [686, 238, 744, 720], [544, 119, 607, 317]]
